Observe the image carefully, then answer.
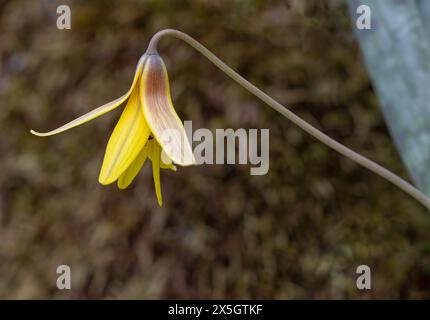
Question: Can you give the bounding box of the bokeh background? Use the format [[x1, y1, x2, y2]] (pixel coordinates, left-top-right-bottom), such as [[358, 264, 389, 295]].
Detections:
[[1, 0, 430, 299]]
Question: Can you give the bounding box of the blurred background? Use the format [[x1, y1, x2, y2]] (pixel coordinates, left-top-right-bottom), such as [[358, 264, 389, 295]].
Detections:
[[1, 0, 430, 299]]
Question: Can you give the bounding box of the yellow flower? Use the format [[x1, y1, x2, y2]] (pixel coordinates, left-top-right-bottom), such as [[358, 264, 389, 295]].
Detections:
[[31, 54, 195, 206]]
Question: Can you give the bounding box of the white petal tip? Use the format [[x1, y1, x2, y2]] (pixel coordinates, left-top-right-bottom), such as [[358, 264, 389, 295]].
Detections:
[[177, 157, 198, 167], [30, 129, 59, 137], [30, 130, 46, 137]]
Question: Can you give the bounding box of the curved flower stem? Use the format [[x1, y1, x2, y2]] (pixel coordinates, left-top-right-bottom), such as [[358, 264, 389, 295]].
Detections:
[[146, 29, 430, 210]]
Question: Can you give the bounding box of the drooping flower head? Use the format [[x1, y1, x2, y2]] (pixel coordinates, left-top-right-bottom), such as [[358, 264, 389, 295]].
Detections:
[[31, 54, 195, 206]]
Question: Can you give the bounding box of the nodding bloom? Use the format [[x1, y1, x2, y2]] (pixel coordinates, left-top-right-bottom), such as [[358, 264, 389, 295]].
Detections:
[[31, 54, 195, 206]]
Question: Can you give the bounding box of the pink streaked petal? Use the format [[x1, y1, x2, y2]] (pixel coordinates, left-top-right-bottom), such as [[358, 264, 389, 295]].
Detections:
[[140, 54, 195, 166]]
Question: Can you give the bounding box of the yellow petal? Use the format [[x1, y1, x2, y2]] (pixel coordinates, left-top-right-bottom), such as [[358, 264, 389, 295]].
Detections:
[[99, 89, 151, 185], [151, 140, 163, 206], [140, 54, 195, 166], [160, 162, 177, 171], [117, 145, 149, 189], [30, 55, 147, 137], [147, 142, 176, 171]]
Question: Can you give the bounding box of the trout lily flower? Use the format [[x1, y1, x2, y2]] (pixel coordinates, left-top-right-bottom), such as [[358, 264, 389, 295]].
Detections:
[[31, 54, 195, 206], [29, 29, 430, 211]]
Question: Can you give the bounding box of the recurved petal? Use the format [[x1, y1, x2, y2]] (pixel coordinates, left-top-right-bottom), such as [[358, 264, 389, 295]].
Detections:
[[140, 54, 195, 166], [117, 144, 149, 189], [30, 55, 146, 137], [99, 89, 151, 185], [160, 150, 177, 171]]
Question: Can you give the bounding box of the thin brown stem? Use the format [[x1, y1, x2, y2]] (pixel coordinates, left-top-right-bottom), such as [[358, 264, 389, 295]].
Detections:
[[146, 29, 430, 210]]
